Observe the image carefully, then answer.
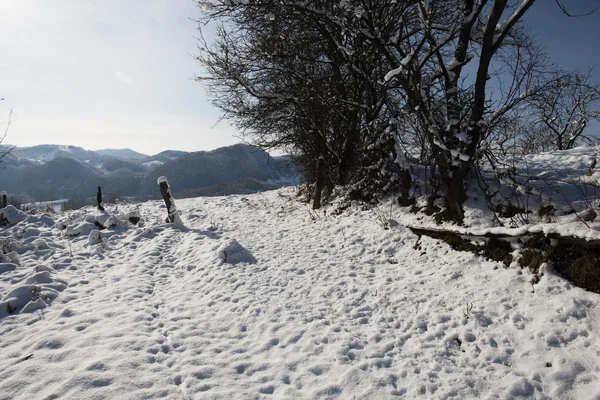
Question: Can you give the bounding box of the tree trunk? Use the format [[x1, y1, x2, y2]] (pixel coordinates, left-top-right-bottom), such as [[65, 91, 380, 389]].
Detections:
[[158, 177, 181, 224], [312, 156, 325, 210], [445, 167, 467, 224], [97, 186, 105, 212], [397, 168, 412, 206], [433, 142, 467, 224]]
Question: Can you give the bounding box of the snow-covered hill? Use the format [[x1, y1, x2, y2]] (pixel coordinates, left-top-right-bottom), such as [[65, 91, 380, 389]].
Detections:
[[10, 144, 100, 163], [1, 187, 599, 399], [139, 144, 297, 196], [141, 150, 189, 166], [0, 144, 298, 202], [96, 148, 149, 161], [3, 144, 183, 168]]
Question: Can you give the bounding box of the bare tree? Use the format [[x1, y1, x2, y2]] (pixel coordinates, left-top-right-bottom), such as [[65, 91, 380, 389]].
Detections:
[[196, 0, 413, 201], [0, 103, 13, 162], [195, 0, 596, 223], [527, 70, 600, 151], [381, 0, 541, 222]]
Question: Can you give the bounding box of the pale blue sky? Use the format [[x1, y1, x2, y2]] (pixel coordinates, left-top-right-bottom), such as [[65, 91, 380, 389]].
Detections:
[[0, 1, 598, 155], [525, 1, 600, 75], [0, 0, 235, 155]]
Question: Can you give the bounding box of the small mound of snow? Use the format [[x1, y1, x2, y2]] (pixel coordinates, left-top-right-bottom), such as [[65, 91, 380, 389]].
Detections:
[[125, 210, 141, 225], [0, 205, 27, 225], [20, 298, 48, 314], [505, 377, 536, 398], [0, 278, 66, 318], [0, 285, 39, 317], [0, 263, 17, 274], [22, 228, 41, 239], [216, 239, 255, 264], [88, 230, 103, 245], [31, 238, 50, 249], [55, 218, 71, 230], [95, 213, 117, 229], [66, 221, 97, 237], [24, 271, 55, 285], [1, 251, 20, 264], [35, 265, 55, 273], [57, 207, 143, 233], [25, 213, 55, 226]]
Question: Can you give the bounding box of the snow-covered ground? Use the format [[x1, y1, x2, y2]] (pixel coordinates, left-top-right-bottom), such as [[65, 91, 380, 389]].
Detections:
[[1, 187, 600, 399], [22, 199, 69, 211], [458, 146, 600, 229]]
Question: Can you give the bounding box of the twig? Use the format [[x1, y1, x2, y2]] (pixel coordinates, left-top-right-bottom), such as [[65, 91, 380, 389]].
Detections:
[[463, 302, 474, 319], [555, 0, 600, 17]]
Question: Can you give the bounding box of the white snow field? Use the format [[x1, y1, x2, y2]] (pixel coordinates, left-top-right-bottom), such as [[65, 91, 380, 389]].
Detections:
[[1, 188, 600, 400]]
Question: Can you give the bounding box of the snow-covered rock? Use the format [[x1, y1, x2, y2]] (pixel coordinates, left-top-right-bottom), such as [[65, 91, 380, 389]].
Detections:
[[65, 221, 97, 237], [88, 230, 103, 245], [0, 205, 27, 225], [125, 210, 141, 225], [216, 239, 255, 264], [95, 213, 117, 229], [25, 213, 55, 226]]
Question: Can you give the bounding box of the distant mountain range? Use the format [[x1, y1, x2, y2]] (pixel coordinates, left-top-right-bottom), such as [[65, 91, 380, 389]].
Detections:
[[96, 148, 148, 161], [0, 144, 299, 202]]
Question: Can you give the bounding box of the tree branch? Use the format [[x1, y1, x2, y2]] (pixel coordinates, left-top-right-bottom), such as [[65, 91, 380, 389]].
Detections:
[[555, 0, 600, 17]]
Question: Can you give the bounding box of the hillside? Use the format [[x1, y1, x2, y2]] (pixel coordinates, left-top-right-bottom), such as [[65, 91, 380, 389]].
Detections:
[[141, 150, 189, 166], [10, 144, 100, 163], [0, 144, 297, 201], [96, 148, 149, 160], [138, 144, 295, 196]]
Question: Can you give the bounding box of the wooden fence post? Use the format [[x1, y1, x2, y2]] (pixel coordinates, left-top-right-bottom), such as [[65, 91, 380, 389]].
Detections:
[[312, 155, 324, 210], [97, 186, 105, 212], [0, 191, 7, 209], [157, 176, 181, 224]]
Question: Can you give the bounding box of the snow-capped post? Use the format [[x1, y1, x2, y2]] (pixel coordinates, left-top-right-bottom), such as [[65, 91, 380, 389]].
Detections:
[[312, 155, 324, 210], [0, 191, 7, 209], [97, 186, 105, 212], [157, 176, 182, 225]]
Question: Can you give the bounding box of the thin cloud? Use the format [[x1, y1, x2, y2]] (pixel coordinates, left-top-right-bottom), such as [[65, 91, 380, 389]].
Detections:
[[115, 71, 133, 85]]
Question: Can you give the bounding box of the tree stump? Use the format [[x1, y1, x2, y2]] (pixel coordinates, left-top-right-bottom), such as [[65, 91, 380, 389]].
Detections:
[[0, 191, 7, 209], [157, 176, 181, 224], [97, 186, 105, 212]]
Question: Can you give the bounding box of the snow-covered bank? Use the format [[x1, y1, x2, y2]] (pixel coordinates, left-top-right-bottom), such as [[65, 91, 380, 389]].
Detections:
[[1, 189, 599, 399]]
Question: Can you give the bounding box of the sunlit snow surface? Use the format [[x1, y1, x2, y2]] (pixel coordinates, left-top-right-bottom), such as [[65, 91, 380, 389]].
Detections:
[[1, 188, 600, 399]]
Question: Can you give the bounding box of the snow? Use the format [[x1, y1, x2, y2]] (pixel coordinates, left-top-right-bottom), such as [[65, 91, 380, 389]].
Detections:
[[88, 230, 103, 245], [198, 1, 214, 11], [492, 0, 533, 48], [22, 199, 69, 211], [384, 49, 418, 82], [436, 145, 600, 230], [1, 205, 27, 225], [65, 221, 98, 237], [216, 238, 255, 265], [0, 187, 599, 399], [143, 160, 164, 169]]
